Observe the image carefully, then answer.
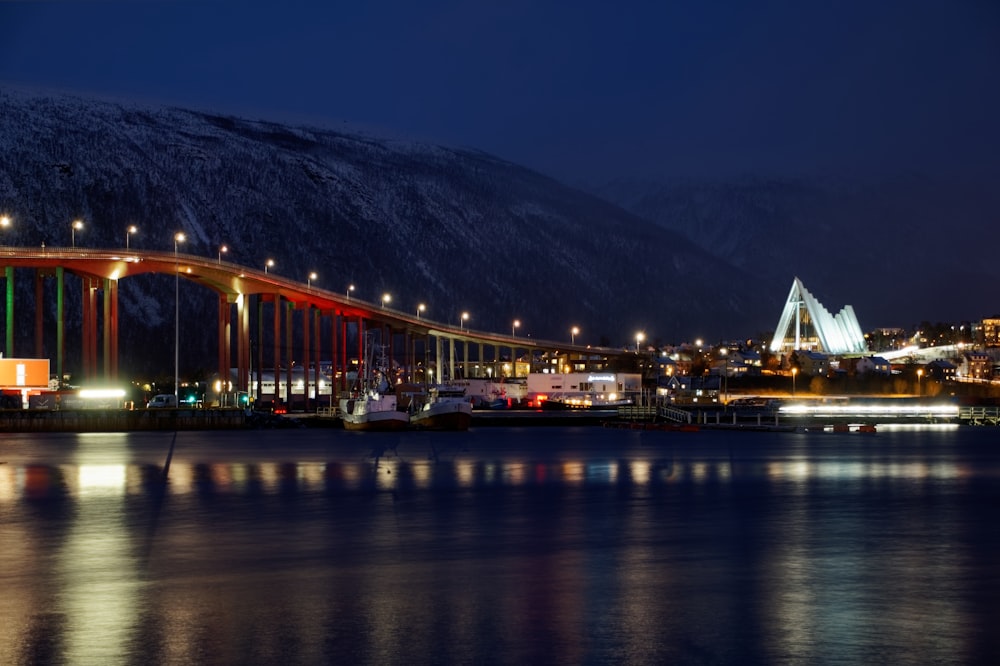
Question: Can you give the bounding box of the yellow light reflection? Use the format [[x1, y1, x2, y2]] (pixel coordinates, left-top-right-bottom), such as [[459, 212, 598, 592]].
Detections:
[[456, 460, 475, 488], [77, 465, 126, 497], [628, 460, 651, 485]]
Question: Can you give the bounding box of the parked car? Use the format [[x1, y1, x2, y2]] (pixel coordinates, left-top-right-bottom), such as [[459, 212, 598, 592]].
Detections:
[[147, 394, 177, 408]]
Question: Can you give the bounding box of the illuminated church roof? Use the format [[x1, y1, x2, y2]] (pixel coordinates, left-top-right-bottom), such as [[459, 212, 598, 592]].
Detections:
[[769, 277, 867, 355]]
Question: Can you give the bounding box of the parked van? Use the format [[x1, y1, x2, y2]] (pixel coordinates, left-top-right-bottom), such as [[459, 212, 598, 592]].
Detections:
[[147, 394, 177, 408]]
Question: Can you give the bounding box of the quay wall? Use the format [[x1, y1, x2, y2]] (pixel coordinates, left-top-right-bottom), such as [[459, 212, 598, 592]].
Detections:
[[0, 408, 247, 433]]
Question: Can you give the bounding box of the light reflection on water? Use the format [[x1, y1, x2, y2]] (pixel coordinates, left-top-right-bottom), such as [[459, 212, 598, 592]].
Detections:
[[1, 425, 999, 664]]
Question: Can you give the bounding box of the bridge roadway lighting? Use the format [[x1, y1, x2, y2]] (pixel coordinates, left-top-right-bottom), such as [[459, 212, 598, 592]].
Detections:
[[571, 326, 579, 345], [512, 319, 520, 337], [308, 272, 317, 288], [636, 331, 645, 353], [460, 311, 469, 331], [71, 219, 83, 247], [126, 225, 137, 249], [346, 284, 355, 300], [218, 244, 228, 264], [417, 303, 425, 319], [382, 293, 391, 309], [174, 232, 186, 403], [0, 215, 10, 229], [265, 259, 274, 274]]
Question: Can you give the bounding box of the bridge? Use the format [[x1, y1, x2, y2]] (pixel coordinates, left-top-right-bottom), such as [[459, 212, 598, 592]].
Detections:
[[0, 245, 634, 406]]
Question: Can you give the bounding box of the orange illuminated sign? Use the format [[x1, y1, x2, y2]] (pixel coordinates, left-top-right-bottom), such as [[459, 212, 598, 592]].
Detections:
[[0, 358, 50, 388]]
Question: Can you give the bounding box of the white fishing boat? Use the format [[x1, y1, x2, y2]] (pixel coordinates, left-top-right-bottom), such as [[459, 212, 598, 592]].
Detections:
[[410, 385, 473, 431], [339, 335, 409, 431]]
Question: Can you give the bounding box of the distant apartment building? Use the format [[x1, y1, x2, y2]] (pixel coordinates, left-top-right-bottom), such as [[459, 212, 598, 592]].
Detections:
[[981, 317, 1000, 347]]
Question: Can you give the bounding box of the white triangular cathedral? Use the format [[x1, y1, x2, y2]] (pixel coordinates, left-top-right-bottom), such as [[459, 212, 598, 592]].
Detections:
[[769, 277, 867, 355]]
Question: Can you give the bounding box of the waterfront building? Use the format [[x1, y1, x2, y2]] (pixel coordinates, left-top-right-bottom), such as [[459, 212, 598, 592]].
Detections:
[[526, 371, 641, 407]]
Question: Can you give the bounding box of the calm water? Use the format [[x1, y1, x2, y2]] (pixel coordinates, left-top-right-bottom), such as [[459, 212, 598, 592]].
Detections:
[[1, 424, 998, 665]]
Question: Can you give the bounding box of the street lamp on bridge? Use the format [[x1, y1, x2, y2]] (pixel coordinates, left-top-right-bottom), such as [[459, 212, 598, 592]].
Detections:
[[512, 319, 520, 337], [635, 331, 645, 353], [571, 326, 579, 345], [126, 225, 137, 249], [0, 215, 10, 229], [382, 293, 391, 309], [174, 232, 186, 402], [71, 219, 83, 247], [346, 284, 355, 300], [264, 259, 274, 274], [416, 303, 426, 319], [218, 244, 228, 264], [460, 311, 469, 331]]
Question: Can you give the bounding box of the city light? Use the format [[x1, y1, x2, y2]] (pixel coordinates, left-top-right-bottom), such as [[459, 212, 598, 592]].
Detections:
[[0, 215, 10, 228], [346, 284, 355, 300], [174, 232, 185, 402], [126, 225, 137, 249], [308, 272, 317, 288], [265, 259, 274, 273], [218, 244, 228, 263], [512, 319, 520, 337], [417, 303, 426, 319], [71, 219, 83, 247], [460, 311, 469, 331], [571, 326, 579, 345], [382, 293, 391, 309], [636, 331, 645, 352]]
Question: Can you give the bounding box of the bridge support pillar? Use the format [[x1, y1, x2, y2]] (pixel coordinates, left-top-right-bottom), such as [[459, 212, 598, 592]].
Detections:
[[237, 294, 250, 395], [218, 294, 231, 400], [56, 267, 64, 386], [35, 270, 44, 358], [5, 266, 13, 358], [284, 300, 293, 408], [81, 277, 99, 380], [102, 278, 118, 380]]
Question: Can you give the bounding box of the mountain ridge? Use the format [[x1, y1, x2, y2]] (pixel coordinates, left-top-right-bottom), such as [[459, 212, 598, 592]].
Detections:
[[0, 88, 774, 379]]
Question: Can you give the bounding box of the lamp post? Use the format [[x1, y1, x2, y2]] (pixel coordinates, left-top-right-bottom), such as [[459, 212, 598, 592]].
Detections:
[[346, 284, 355, 300], [381, 293, 391, 309], [0, 215, 10, 229], [512, 319, 520, 337], [635, 332, 645, 353], [791, 367, 798, 397], [174, 232, 186, 402], [308, 272, 317, 288], [264, 259, 274, 274], [571, 326, 579, 345], [71, 219, 83, 247], [416, 303, 426, 319], [218, 244, 228, 264], [460, 312, 469, 331], [126, 225, 137, 249], [721, 348, 729, 407]]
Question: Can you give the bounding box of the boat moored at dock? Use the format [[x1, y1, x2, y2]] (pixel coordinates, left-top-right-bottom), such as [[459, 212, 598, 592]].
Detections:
[[339, 335, 409, 431], [410, 386, 473, 431]]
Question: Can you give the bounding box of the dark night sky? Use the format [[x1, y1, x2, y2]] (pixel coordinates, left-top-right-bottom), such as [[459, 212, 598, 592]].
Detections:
[[2, 0, 998, 186]]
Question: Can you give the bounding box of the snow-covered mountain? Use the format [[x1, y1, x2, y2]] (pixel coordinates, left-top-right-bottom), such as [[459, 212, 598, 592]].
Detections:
[[0, 88, 775, 379], [591, 176, 1000, 330]]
